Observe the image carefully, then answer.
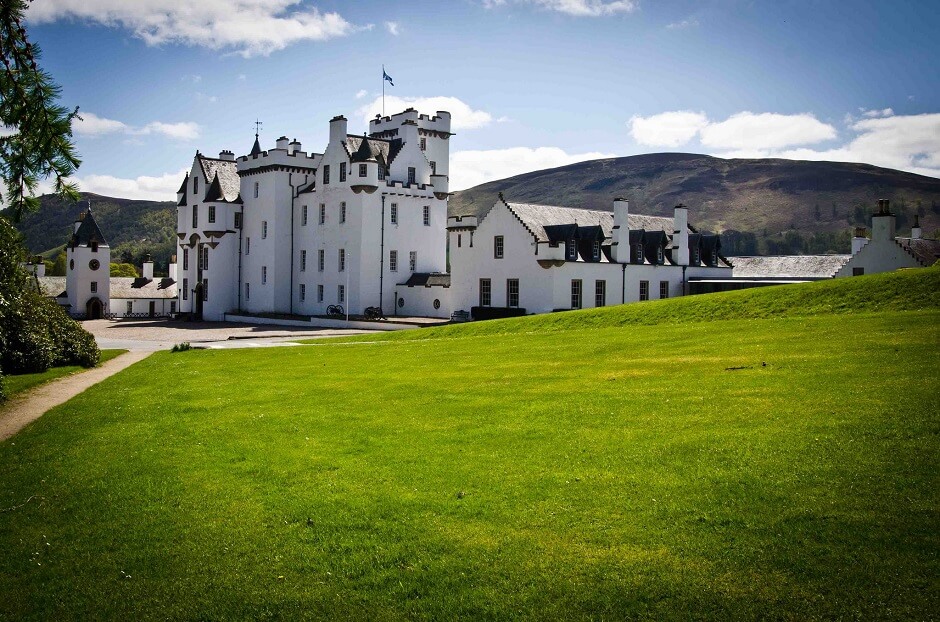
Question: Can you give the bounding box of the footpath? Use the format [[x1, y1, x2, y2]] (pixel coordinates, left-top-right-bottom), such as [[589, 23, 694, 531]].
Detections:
[[0, 351, 152, 442]]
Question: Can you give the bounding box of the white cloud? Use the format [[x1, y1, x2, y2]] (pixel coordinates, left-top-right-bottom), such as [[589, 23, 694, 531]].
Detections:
[[27, 0, 360, 57], [35, 168, 188, 202], [451, 146, 616, 191], [699, 112, 836, 150], [73, 113, 199, 141], [666, 18, 698, 29], [484, 0, 637, 16], [357, 96, 493, 131], [385, 21, 400, 35], [861, 107, 894, 118], [629, 111, 708, 148], [355, 89, 369, 99]]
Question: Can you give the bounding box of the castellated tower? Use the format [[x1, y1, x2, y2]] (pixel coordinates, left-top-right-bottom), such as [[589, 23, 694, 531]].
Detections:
[[66, 209, 110, 319]]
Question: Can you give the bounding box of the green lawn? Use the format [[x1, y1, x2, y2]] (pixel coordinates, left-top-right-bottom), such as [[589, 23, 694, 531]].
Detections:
[[0, 273, 937, 620], [2, 349, 127, 398]]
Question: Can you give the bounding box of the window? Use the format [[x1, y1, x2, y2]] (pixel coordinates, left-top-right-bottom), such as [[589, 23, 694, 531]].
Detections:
[[262, 221, 268, 239], [317, 284, 324, 302], [246, 237, 250, 255], [245, 282, 249, 300], [192, 205, 198, 228], [301, 250, 307, 272], [592, 240, 600, 260], [389, 250, 398, 272], [635, 245, 644, 263], [420, 137, 427, 151], [203, 279, 208, 301], [359, 163, 367, 177], [656, 246, 664, 264], [234, 212, 242, 229], [430, 161, 436, 175], [338, 248, 345, 272], [494, 235, 504, 259], [91, 241, 98, 252], [340, 202, 346, 224], [253, 182, 259, 199], [170, 301, 176, 314], [571, 279, 582, 309], [319, 204, 326, 225], [91, 281, 97, 293], [183, 278, 188, 300], [208, 205, 216, 223], [378, 166, 386, 181], [568, 240, 577, 260], [479, 278, 491, 306], [339, 162, 346, 182], [318, 249, 325, 272], [127, 301, 133, 315], [202, 246, 209, 270], [338, 284, 345, 304], [853, 267, 865, 276], [390, 203, 398, 224], [302, 205, 308, 226], [183, 248, 189, 270], [457, 233, 462, 248], [323, 164, 330, 185], [409, 251, 417, 272], [193, 177, 198, 194], [507, 279, 519, 307], [660, 281, 669, 299], [692, 246, 700, 265], [262, 266, 267, 284], [595, 280, 606, 307], [407, 167, 416, 185], [640, 280, 649, 301], [300, 284, 306, 301], [423, 205, 430, 226]]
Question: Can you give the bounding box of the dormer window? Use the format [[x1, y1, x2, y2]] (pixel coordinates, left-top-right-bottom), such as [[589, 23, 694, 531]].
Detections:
[[635, 245, 643, 263], [692, 247, 700, 265], [378, 166, 386, 181], [656, 246, 664, 264], [592, 240, 600, 260], [568, 240, 577, 260]]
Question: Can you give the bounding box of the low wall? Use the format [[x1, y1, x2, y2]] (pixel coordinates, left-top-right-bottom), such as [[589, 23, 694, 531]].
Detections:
[[223, 313, 418, 332]]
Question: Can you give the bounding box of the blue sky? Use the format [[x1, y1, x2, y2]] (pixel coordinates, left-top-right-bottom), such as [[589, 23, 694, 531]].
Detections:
[[22, 0, 940, 199]]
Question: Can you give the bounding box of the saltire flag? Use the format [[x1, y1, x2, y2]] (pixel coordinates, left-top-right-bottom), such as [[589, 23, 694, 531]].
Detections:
[[383, 69, 394, 87]]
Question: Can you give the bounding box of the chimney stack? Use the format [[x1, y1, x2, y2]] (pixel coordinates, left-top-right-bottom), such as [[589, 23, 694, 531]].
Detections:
[[275, 136, 289, 151], [219, 150, 235, 161], [142, 254, 154, 280], [871, 198, 896, 242], [611, 197, 631, 263], [911, 214, 922, 240], [673, 204, 690, 266], [168, 254, 177, 281], [852, 227, 869, 254], [329, 115, 348, 145], [289, 138, 301, 155]]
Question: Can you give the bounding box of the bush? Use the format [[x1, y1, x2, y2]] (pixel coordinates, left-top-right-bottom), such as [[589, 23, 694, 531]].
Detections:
[[171, 342, 191, 352], [0, 368, 5, 403]]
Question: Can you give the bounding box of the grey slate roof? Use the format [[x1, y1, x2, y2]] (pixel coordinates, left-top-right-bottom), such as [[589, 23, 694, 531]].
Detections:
[[501, 201, 675, 243], [729, 255, 851, 279], [401, 272, 451, 287], [70, 210, 108, 247], [36, 276, 67, 298], [110, 277, 177, 299], [347, 135, 404, 166], [199, 156, 241, 203], [897, 237, 940, 266]]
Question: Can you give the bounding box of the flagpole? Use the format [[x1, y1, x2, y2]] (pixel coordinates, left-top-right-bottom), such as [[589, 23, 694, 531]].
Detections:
[[382, 65, 385, 117]]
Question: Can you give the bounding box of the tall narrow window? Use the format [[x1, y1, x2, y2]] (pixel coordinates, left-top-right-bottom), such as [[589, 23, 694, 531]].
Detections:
[[430, 161, 436, 174], [340, 202, 346, 224], [323, 164, 330, 184], [359, 163, 367, 177], [656, 246, 664, 264], [262, 221, 268, 239], [317, 284, 324, 302], [193, 177, 198, 194], [639, 280, 649, 301], [300, 284, 306, 301], [302, 205, 308, 226], [339, 162, 346, 182], [319, 204, 326, 225], [262, 266, 267, 284], [659, 281, 669, 299], [420, 137, 427, 151], [183, 278, 189, 300], [245, 282, 249, 300], [592, 240, 600, 260], [234, 212, 242, 229], [389, 250, 398, 272], [338, 284, 345, 304], [507, 279, 519, 307], [571, 279, 582, 309], [183, 248, 189, 270], [126, 301, 133, 315], [202, 246, 209, 270], [192, 205, 198, 228], [338, 249, 345, 272], [479, 278, 491, 307], [253, 182, 259, 198], [494, 235, 504, 259], [407, 167, 416, 185], [208, 205, 216, 223], [423, 205, 430, 226], [246, 237, 250, 255], [390, 203, 398, 224], [378, 166, 386, 181], [91, 281, 97, 293], [318, 249, 325, 272], [301, 250, 307, 271], [457, 233, 462, 248], [595, 280, 606, 307], [203, 279, 208, 301], [568, 240, 577, 260], [409, 251, 417, 272]]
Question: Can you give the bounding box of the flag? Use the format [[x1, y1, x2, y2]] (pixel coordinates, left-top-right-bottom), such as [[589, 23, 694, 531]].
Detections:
[[383, 69, 394, 87]]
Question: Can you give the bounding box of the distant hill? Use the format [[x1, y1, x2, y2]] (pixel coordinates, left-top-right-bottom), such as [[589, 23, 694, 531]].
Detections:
[[451, 154, 940, 254], [3, 193, 177, 271]]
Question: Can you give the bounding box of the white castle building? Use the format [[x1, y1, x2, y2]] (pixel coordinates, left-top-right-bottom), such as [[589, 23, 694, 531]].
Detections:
[[175, 109, 451, 320]]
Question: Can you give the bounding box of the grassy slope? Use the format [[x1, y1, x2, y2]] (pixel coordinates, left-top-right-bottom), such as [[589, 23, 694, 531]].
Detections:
[[0, 274, 937, 620], [3, 350, 127, 398]]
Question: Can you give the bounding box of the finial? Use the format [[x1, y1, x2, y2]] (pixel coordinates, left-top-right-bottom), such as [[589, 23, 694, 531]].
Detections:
[[253, 119, 263, 139]]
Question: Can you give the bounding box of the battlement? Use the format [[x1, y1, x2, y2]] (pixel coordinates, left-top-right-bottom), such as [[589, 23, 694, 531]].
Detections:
[[237, 145, 320, 172], [370, 108, 452, 135]]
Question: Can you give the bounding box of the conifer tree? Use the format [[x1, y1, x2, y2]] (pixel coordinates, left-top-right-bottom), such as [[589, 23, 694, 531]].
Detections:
[[0, 0, 81, 221]]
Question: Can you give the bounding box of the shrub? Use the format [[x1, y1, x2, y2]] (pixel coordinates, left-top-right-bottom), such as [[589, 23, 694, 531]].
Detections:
[[171, 342, 191, 352]]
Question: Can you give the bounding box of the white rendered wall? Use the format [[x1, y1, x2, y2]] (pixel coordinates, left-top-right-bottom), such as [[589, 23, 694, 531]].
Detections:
[[66, 242, 110, 316], [835, 237, 921, 277], [393, 285, 452, 318]]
